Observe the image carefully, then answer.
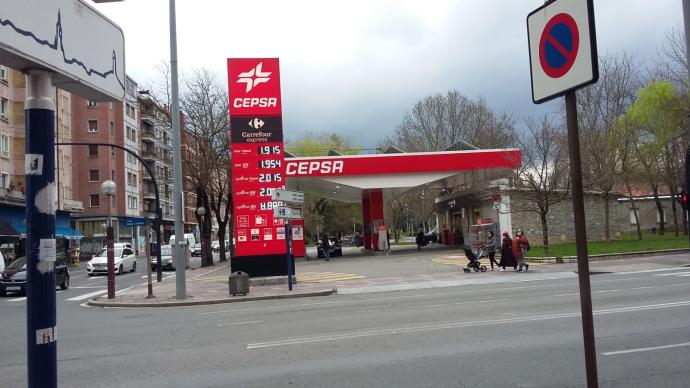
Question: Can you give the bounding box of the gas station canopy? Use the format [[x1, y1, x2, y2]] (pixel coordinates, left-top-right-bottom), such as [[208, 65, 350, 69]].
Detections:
[[285, 148, 521, 201]]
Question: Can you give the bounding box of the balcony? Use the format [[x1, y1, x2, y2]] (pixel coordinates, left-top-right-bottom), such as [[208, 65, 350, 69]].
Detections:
[[140, 112, 156, 125], [140, 128, 157, 143], [141, 149, 157, 161], [143, 191, 156, 200], [0, 187, 25, 205]]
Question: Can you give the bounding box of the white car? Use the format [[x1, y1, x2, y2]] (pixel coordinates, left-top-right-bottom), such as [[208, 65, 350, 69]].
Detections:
[[86, 247, 137, 275], [150, 245, 174, 270]]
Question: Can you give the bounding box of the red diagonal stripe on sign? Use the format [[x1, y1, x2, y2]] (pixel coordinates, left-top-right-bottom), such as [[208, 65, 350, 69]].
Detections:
[[545, 33, 576, 62]]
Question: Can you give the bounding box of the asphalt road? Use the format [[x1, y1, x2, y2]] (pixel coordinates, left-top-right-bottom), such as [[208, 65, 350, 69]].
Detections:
[[1, 253, 689, 387]]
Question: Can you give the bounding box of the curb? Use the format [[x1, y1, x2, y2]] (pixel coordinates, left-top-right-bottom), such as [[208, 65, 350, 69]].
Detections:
[[86, 289, 336, 308], [527, 248, 690, 263]]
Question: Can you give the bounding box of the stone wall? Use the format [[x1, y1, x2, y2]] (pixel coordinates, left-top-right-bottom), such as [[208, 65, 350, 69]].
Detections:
[[497, 190, 682, 244]]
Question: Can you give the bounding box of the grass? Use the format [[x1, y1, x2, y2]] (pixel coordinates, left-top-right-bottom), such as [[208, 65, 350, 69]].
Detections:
[[528, 232, 690, 257]]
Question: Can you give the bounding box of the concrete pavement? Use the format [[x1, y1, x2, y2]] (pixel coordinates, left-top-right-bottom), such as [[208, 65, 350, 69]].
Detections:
[[87, 244, 690, 307]]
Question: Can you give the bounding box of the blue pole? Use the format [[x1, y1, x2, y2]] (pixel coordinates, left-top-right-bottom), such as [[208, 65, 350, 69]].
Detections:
[[286, 221, 292, 291], [25, 70, 57, 388]]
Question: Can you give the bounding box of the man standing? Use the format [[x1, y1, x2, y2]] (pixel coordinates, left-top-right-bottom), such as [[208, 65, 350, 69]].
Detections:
[[321, 234, 331, 261], [512, 229, 530, 272]]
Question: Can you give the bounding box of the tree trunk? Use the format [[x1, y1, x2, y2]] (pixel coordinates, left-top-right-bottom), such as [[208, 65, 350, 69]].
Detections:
[[652, 187, 665, 235], [671, 193, 679, 236], [540, 212, 549, 251], [201, 209, 213, 267], [603, 191, 610, 241], [216, 221, 227, 262], [625, 183, 642, 240]]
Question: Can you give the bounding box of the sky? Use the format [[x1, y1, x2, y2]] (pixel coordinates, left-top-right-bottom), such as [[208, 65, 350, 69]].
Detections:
[[91, 0, 685, 151]]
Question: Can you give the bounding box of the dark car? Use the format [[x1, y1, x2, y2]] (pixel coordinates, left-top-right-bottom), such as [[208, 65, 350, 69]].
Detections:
[[424, 229, 438, 244], [0, 256, 70, 296], [317, 237, 343, 258], [191, 243, 202, 257]]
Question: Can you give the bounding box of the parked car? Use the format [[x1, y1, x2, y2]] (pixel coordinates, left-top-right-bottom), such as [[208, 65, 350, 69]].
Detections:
[[86, 247, 137, 275], [424, 229, 438, 244], [112, 242, 133, 250], [191, 243, 202, 257], [211, 240, 220, 252], [317, 237, 343, 258], [0, 256, 70, 296], [150, 245, 174, 270]]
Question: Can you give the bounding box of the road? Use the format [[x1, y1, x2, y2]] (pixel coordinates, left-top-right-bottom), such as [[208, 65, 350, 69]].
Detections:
[[1, 253, 689, 387]]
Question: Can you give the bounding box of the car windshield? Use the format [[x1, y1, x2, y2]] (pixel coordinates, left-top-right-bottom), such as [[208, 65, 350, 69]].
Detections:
[[95, 248, 123, 257], [7, 256, 26, 270], [161, 247, 172, 256]]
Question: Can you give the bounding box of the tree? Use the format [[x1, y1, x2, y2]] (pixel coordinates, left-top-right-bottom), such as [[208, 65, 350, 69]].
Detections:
[[179, 69, 232, 266], [576, 53, 642, 240], [622, 80, 685, 236], [512, 116, 570, 250], [383, 90, 517, 152]]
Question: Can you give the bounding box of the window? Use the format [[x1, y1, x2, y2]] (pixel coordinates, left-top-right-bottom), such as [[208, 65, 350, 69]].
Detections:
[[109, 102, 114, 110], [0, 97, 10, 121], [132, 173, 137, 187], [0, 172, 9, 189], [0, 97, 8, 121], [127, 172, 138, 188], [89, 194, 100, 207], [89, 169, 99, 182], [126, 103, 136, 119], [88, 145, 98, 157], [0, 134, 9, 159], [110, 121, 114, 132], [111, 147, 115, 159], [86, 101, 97, 108], [111, 170, 115, 180], [127, 195, 138, 210], [87, 120, 98, 133], [126, 153, 138, 166], [0, 65, 7, 83], [126, 126, 137, 142]]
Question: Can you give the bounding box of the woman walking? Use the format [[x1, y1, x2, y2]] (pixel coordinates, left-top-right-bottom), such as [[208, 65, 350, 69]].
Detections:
[[485, 230, 499, 270], [512, 229, 530, 272], [499, 231, 514, 272]]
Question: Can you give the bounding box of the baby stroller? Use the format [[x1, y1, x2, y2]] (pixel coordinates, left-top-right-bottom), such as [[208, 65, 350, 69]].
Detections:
[[462, 245, 487, 273]]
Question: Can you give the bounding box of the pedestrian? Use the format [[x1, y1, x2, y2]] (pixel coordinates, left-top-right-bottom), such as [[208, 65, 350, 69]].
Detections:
[[416, 230, 425, 250], [499, 231, 514, 272], [512, 229, 530, 272], [321, 234, 331, 261], [485, 230, 499, 270]]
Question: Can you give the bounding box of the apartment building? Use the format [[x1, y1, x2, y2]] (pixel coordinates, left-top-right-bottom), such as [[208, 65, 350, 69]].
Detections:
[[0, 65, 83, 260]]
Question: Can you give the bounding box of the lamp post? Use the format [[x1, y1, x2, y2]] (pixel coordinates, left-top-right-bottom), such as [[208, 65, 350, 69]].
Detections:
[[100, 180, 116, 299], [196, 206, 205, 263]]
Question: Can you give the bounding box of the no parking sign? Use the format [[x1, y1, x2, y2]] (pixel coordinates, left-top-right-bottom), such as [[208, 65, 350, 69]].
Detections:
[[527, 0, 598, 103]]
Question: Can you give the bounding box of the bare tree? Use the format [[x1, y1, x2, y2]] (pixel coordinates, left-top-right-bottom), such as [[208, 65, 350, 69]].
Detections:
[[383, 90, 517, 151], [512, 116, 570, 250], [180, 69, 231, 265], [576, 53, 642, 240]]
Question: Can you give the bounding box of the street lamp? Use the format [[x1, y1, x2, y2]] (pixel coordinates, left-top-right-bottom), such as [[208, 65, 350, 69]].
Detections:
[[100, 180, 116, 299]]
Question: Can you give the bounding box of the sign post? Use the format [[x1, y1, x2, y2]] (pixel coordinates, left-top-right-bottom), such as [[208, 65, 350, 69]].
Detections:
[[1, 2, 124, 387], [272, 189, 304, 290], [528, 1, 599, 387]]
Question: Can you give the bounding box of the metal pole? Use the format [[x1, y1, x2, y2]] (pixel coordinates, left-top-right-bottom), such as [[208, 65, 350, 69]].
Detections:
[[25, 69, 57, 388], [169, 0, 186, 299], [286, 221, 293, 291], [565, 92, 599, 388], [682, 0, 690, 246], [106, 210, 115, 299], [146, 218, 154, 298]]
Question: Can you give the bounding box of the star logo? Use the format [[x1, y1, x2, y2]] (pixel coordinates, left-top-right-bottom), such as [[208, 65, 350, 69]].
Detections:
[[237, 62, 271, 93]]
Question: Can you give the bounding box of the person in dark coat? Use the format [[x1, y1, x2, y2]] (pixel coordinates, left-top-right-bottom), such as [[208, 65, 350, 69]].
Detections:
[[500, 231, 516, 271], [416, 230, 426, 250], [321, 234, 331, 261], [485, 230, 499, 270]]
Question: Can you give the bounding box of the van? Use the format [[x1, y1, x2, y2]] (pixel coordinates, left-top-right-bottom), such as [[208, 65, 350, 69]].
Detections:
[[169, 233, 197, 253]]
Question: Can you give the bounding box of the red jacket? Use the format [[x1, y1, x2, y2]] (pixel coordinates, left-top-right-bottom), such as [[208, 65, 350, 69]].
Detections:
[[512, 235, 529, 257]]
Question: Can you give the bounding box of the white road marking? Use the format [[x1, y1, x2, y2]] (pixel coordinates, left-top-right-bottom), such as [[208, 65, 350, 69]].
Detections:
[[217, 320, 263, 327], [188, 263, 232, 280], [656, 271, 690, 277], [246, 300, 690, 349], [615, 267, 684, 275], [454, 298, 508, 305], [65, 289, 107, 301], [8, 296, 26, 302], [603, 341, 690, 356]]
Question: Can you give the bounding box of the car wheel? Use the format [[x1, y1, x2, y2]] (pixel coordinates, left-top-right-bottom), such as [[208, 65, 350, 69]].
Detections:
[[60, 274, 70, 290], [131, 261, 137, 272], [118, 264, 124, 275]]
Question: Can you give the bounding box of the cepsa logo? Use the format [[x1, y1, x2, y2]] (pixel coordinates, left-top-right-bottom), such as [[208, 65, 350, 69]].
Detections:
[[227, 58, 282, 116], [286, 160, 344, 176]]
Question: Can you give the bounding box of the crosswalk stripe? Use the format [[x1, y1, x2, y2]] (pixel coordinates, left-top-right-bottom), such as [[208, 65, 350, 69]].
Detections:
[[66, 289, 107, 301], [297, 272, 366, 283]]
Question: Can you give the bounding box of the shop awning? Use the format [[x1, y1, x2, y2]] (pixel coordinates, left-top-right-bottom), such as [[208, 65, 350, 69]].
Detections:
[[9, 225, 83, 239], [0, 218, 20, 237]]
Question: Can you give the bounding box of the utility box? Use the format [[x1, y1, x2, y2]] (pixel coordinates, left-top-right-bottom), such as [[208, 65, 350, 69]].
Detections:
[[229, 271, 249, 296]]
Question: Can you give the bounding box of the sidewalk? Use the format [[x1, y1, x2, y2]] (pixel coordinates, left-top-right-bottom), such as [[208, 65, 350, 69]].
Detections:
[[87, 245, 689, 308]]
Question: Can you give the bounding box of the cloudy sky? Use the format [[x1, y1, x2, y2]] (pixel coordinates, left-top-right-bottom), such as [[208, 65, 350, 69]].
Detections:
[[92, 0, 684, 150]]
